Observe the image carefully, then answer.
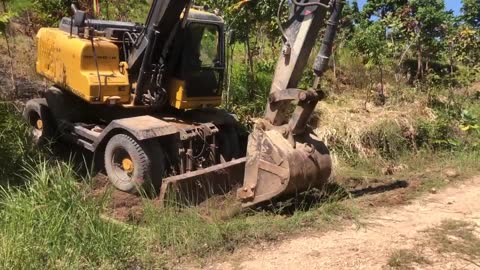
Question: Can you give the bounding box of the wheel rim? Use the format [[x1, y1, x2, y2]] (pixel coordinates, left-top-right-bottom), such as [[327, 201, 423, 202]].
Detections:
[[111, 147, 135, 183], [35, 119, 44, 130], [28, 112, 43, 141], [122, 158, 134, 173]]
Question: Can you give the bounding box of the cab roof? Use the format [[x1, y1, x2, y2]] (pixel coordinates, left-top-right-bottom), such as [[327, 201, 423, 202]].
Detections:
[[188, 9, 224, 24]]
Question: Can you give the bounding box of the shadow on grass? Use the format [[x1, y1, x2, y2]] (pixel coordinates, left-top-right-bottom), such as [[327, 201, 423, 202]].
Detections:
[[252, 179, 410, 216], [350, 180, 409, 198]]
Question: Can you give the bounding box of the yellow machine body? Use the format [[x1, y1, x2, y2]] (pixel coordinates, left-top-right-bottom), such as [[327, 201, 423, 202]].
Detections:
[[168, 78, 222, 109], [36, 28, 131, 104], [36, 9, 224, 110]]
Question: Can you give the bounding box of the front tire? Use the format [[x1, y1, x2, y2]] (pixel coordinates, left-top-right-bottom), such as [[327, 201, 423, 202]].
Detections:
[[218, 125, 241, 162], [23, 98, 56, 146], [104, 134, 164, 194]]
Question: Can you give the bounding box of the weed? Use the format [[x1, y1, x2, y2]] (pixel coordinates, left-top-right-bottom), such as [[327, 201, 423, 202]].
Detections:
[[387, 249, 430, 269], [426, 219, 480, 266], [141, 191, 359, 257]]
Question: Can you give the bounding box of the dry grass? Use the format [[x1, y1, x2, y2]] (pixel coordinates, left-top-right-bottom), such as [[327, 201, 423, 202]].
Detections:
[[314, 92, 437, 159], [387, 248, 431, 269], [426, 219, 480, 267]]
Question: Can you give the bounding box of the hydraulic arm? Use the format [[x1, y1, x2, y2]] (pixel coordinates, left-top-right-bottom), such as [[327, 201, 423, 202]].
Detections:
[[127, 0, 191, 105], [238, 0, 344, 206]]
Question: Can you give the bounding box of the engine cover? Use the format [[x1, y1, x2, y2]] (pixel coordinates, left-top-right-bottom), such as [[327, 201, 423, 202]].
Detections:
[[36, 28, 130, 104]]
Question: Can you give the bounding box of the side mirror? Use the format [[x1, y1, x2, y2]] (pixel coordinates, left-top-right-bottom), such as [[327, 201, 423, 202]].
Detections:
[[71, 4, 86, 27]]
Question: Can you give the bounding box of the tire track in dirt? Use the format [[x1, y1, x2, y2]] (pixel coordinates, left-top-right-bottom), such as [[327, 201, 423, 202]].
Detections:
[[209, 176, 480, 270]]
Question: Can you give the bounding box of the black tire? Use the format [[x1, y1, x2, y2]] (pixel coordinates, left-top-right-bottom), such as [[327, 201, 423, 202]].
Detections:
[[218, 125, 241, 162], [44, 86, 94, 124], [23, 98, 57, 146], [104, 134, 164, 194]]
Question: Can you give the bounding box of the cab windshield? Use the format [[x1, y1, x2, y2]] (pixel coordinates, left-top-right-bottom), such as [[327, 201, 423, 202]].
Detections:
[[185, 23, 221, 69], [181, 23, 224, 97]]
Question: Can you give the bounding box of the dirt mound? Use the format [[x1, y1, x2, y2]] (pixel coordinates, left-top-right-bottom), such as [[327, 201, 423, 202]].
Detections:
[[91, 174, 145, 223]]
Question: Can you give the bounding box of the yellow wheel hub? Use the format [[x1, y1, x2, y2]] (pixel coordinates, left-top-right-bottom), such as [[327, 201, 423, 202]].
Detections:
[[122, 158, 134, 173], [36, 119, 43, 130]]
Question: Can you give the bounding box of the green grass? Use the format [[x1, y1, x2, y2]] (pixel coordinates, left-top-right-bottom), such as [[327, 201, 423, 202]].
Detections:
[[0, 161, 144, 269], [0, 103, 36, 185], [141, 189, 359, 258]]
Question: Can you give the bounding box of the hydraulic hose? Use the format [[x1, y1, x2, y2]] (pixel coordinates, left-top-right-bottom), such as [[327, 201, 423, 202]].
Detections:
[[313, 0, 344, 77]]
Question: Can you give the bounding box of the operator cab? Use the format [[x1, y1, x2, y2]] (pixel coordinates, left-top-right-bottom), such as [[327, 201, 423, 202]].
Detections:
[[167, 10, 225, 109], [56, 7, 225, 110]]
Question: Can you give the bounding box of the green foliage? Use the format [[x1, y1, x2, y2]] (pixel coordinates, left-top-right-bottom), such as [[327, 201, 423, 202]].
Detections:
[[410, 0, 453, 57], [362, 0, 407, 19], [350, 21, 389, 67], [450, 26, 480, 67], [462, 0, 480, 27], [197, 0, 281, 41], [98, 0, 150, 22], [459, 110, 480, 134], [361, 120, 411, 160], [228, 59, 273, 125]]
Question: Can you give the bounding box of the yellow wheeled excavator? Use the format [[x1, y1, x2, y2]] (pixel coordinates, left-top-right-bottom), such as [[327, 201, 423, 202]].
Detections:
[[23, 0, 344, 207]]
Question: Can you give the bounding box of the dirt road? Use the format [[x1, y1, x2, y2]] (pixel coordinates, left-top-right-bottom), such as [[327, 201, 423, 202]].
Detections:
[[208, 176, 480, 270]]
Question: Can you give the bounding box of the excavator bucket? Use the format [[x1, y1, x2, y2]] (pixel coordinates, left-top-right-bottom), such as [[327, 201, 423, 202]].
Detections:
[[237, 121, 332, 207]]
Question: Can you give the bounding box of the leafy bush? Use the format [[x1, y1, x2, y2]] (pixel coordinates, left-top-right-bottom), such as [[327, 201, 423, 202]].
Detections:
[[361, 120, 411, 160]]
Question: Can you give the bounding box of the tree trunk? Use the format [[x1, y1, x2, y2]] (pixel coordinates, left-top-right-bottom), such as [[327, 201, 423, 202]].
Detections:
[[379, 65, 384, 96], [332, 49, 337, 80], [449, 57, 454, 74], [1, 0, 17, 98], [416, 45, 423, 80], [245, 33, 256, 101], [225, 42, 235, 109]]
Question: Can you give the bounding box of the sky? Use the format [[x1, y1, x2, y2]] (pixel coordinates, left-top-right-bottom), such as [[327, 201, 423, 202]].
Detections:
[[355, 0, 462, 15]]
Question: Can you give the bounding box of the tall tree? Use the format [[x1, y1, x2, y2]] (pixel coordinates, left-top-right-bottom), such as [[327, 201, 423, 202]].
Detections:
[[409, 0, 453, 78], [462, 0, 480, 27], [362, 0, 407, 20]]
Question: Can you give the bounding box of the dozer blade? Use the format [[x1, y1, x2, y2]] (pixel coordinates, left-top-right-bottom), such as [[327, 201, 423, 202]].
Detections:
[[237, 121, 332, 208], [158, 158, 246, 207]]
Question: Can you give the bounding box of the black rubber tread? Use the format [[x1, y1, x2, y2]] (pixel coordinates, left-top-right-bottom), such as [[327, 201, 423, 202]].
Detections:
[[44, 86, 94, 124], [218, 125, 241, 162], [23, 98, 57, 145], [104, 134, 164, 194]]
